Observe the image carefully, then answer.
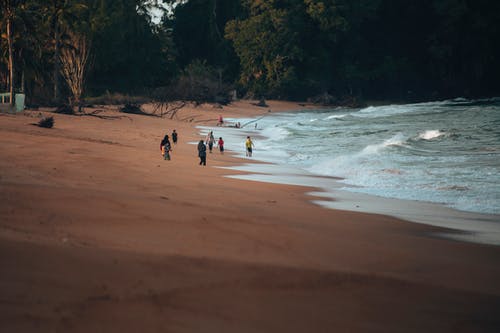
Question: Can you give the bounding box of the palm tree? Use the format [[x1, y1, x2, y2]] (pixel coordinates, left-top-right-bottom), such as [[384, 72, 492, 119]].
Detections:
[[15, 2, 44, 102], [59, 31, 91, 111], [43, 0, 86, 104], [0, 0, 20, 106], [1, 0, 40, 107]]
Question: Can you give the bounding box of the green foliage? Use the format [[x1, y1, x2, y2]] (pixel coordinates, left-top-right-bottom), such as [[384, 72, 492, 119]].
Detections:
[[85, 92, 149, 105], [1, 0, 500, 104], [88, 0, 174, 94], [304, 0, 348, 32], [169, 0, 242, 85], [225, 0, 305, 98], [153, 59, 232, 104], [119, 102, 144, 114]]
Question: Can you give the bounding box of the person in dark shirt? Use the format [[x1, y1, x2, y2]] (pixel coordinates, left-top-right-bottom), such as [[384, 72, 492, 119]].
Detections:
[[160, 135, 171, 160], [171, 129, 178, 145], [197, 140, 207, 166]]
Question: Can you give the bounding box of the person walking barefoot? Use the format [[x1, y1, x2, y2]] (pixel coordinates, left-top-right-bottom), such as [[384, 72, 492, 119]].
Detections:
[[160, 134, 172, 160], [245, 136, 255, 157], [197, 140, 207, 166], [206, 131, 215, 153], [171, 129, 178, 145]]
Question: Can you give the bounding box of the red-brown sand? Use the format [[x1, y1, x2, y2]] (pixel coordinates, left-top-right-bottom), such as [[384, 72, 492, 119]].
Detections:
[[1, 100, 499, 332]]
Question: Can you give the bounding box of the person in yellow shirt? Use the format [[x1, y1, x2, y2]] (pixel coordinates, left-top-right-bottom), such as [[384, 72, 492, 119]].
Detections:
[[245, 136, 255, 157]]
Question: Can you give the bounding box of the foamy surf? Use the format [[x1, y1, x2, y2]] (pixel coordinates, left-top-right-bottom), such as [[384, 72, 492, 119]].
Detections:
[[210, 98, 500, 244], [419, 130, 445, 140], [221, 98, 500, 215]]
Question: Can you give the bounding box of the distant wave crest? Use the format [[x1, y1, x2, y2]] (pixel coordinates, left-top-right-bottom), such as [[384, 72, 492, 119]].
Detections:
[[362, 133, 406, 154], [356, 104, 423, 118], [418, 130, 445, 140], [325, 114, 347, 120]]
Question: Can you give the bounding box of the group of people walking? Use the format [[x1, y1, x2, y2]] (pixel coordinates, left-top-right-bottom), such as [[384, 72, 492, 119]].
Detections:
[[198, 133, 255, 164], [204, 131, 225, 154], [198, 131, 225, 166], [160, 128, 255, 166]]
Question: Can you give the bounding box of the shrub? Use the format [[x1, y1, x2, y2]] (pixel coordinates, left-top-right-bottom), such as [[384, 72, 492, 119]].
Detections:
[[54, 104, 74, 114], [120, 103, 144, 114], [256, 98, 268, 107], [85, 93, 150, 105], [38, 116, 54, 128], [153, 60, 232, 105]]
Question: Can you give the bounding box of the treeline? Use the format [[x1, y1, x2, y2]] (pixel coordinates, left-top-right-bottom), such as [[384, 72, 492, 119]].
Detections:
[[2, 0, 500, 107]]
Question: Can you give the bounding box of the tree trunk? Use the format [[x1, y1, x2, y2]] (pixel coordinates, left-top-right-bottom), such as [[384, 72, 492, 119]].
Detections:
[[21, 70, 25, 93], [59, 33, 91, 112], [53, 26, 60, 104], [211, 0, 222, 41], [7, 15, 15, 106]]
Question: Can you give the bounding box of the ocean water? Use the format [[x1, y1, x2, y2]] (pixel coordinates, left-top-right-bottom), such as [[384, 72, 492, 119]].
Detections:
[[206, 98, 500, 215]]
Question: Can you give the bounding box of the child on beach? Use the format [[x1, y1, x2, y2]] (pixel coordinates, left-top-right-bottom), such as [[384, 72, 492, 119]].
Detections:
[[218, 137, 224, 154], [245, 136, 255, 157], [160, 135, 172, 160]]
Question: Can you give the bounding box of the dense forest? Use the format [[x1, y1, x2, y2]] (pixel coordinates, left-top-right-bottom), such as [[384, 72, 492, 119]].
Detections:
[[1, 0, 500, 107]]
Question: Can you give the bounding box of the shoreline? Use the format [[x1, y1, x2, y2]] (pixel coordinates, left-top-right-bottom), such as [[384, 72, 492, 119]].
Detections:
[[1, 100, 500, 332], [227, 166, 500, 245], [201, 108, 500, 246]]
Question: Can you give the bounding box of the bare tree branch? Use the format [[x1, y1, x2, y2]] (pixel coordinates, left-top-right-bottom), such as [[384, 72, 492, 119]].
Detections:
[[151, 101, 187, 119]]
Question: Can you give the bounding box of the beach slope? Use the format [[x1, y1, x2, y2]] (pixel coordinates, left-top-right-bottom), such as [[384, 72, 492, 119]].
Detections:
[[1, 101, 499, 332]]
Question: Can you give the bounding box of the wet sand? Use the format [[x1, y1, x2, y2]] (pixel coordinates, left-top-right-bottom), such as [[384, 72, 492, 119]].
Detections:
[[220, 163, 500, 246]]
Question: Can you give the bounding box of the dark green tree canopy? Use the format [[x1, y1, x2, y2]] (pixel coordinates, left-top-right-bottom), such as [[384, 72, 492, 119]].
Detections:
[[2, 0, 500, 105]]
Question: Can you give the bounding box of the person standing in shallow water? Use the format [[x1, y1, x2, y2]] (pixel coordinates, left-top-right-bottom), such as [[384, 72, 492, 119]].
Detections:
[[218, 137, 224, 154], [171, 129, 178, 145], [198, 140, 207, 166], [206, 131, 215, 153], [245, 136, 255, 157]]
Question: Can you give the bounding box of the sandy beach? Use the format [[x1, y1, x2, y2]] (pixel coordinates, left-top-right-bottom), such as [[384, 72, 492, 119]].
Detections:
[[1, 100, 500, 332]]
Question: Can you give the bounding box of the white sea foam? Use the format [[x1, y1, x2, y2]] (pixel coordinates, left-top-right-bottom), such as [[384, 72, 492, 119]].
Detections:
[[208, 99, 500, 243], [361, 133, 406, 154], [214, 99, 500, 217], [358, 106, 378, 114], [261, 126, 290, 141], [356, 104, 420, 118], [419, 130, 445, 140], [325, 114, 347, 120]]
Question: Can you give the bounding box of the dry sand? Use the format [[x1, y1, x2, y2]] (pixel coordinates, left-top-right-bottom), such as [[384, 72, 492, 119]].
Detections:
[[1, 100, 499, 332]]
